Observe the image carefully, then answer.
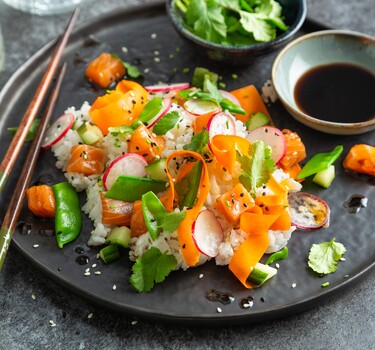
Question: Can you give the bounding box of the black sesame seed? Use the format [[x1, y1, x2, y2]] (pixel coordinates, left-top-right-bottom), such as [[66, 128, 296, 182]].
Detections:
[[260, 297, 265, 302], [243, 203, 248, 208], [182, 244, 186, 249], [240, 193, 244, 197]]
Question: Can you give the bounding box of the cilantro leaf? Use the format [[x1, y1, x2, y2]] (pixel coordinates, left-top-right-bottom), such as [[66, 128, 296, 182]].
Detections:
[[130, 247, 177, 292], [308, 238, 346, 275], [159, 211, 187, 234], [239, 11, 276, 42], [186, 0, 227, 43], [152, 111, 180, 135], [183, 129, 209, 153], [238, 140, 275, 193], [123, 62, 143, 78]]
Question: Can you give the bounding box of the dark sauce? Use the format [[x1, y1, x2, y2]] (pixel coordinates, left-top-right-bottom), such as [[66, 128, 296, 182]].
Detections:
[[239, 296, 254, 309], [344, 169, 375, 186], [75, 246, 85, 255], [17, 221, 32, 235], [294, 63, 375, 123], [206, 289, 235, 305], [75, 255, 90, 265], [344, 194, 368, 214]]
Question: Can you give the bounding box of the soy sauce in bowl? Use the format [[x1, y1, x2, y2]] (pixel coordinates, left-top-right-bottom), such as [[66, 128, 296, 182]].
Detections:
[[294, 63, 375, 123]]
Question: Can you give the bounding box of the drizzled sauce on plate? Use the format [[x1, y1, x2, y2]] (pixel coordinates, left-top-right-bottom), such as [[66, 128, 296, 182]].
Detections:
[[294, 63, 375, 123]]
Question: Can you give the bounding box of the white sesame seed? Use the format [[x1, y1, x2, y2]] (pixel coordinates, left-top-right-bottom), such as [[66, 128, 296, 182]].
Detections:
[[243, 303, 250, 308], [275, 263, 280, 269], [291, 283, 297, 288], [216, 307, 222, 313], [144, 68, 150, 74], [96, 253, 100, 259], [131, 320, 138, 325], [121, 47, 128, 53], [85, 268, 90, 273], [49, 320, 56, 327], [198, 273, 204, 279], [31, 294, 36, 300], [151, 33, 157, 39], [112, 284, 117, 291], [91, 263, 97, 268], [84, 272, 90, 276], [229, 296, 235, 303], [154, 50, 160, 55], [94, 271, 101, 275], [33, 244, 39, 248], [87, 313, 93, 319], [154, 57, 161, 63], [340, 257, 346, 261]]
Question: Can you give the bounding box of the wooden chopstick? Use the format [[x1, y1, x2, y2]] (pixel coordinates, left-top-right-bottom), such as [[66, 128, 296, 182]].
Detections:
[[0, 62, 67, 271], [0, 7, 79, 194]]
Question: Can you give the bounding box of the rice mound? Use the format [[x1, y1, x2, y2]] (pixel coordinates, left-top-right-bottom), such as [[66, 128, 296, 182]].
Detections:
[[51, 101, 301, 269]]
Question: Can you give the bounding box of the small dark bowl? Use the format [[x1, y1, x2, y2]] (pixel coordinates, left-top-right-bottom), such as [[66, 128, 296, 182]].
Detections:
[[166, 0, 307, 65]]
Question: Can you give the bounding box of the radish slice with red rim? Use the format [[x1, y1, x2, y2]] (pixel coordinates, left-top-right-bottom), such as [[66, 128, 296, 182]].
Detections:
[[246, 126, 286, 163], [147, 98, 172, 128], [184, 99, 221, 116], [42, 113, 75, 149], [207, 112, 236, 140], [102, 153, 148, 191], [288, 192, 330, 229], [219, 90, 241, 107], [192, 210, 223, 257], [145, 82, 190, 93]]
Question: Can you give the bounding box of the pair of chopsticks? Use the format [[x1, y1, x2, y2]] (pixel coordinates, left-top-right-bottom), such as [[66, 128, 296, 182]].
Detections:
[[0, 8, 80, 271]]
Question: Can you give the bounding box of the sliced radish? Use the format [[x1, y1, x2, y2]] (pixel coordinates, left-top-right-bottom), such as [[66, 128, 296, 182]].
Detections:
[[102, 153, 148, 191], [147, 98, 172, 128], [192, 210, 224, 257], [145, 82, 190, 93], [288, 192, 330, 229], [207, 112, 236, 140], [246, 126, 286, 163], [219, 90, 241, 107], [42, 113, 75, 149], [148, 90, 178, 100], [184, 99, 222, 116]]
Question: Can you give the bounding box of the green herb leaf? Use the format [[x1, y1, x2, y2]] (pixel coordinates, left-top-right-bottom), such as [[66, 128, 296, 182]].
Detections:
[[238, 140, 275, 193], [239, 11, 276, 42], [186, 0, 227, 43], [130, 247, 177, 292], [183, 130, 209, 154], [8, 118, 41, 142], [308, 238, 346, 275], [159, 211, 187, 234], [123, 62, 143, 78], [152, 111, 180, 135], [108, 125, 134, 136], [265, 247, 288, 265]]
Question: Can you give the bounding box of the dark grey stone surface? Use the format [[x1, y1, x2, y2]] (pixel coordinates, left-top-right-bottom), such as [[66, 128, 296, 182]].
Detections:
[[0, 0, 374, 349]]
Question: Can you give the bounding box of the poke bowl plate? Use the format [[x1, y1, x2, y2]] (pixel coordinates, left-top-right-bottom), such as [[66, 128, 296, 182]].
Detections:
[[0, 1, 374, 326]]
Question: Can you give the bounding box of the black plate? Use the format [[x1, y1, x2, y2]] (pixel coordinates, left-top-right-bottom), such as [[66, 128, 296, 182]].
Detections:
[[0, 2, 374, 326]]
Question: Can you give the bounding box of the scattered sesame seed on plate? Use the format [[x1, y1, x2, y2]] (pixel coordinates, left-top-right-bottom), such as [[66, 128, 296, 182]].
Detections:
[[84, 272, 90, 276], [340, 257, 346, 261], [91, 264, 97, 268], [49, 320, 56, 327], [154, 57, 160, 63], [31, 293, 36, 300], [199, 274, 204, 279], [275, 263, 280, 269], [85, 268, 90, 273], [87, 313, 93, 319], [131, 320, 138, 325], [94, 271, 101, 275], [121, 47, 128, 53], [154, 50, 160, 55], [144, 68, 150, 74], [33, 244, 39, 248], [112, 285, 117, 291], [151, 33, 157, 39], [291, 283, 297, 288], [216, 307, 222, 313]]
